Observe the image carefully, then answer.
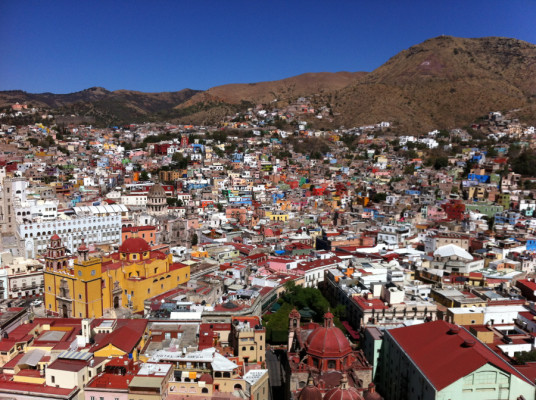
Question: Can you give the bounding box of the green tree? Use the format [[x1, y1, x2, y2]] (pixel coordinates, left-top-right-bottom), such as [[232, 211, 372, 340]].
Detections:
[[433, 156, 449, 170], [191, 233, 198, 246], [172, 152, 189, 169], [140, 170, 149, 181], [512, 151, 536, 176], [372, 192, 387, 203], [403, 164, 415, 175]]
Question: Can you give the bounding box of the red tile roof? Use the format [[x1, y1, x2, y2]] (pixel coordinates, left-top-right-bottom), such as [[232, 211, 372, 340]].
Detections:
[[389, 320, 534, 391], [48, 358, 87, 372], [90, 320, 147, 354], [0, 376, 77, 396]]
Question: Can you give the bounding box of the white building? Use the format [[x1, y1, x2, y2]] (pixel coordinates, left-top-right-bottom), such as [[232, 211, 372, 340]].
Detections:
[[121, 193, 148, 207], [1, 252, 44, 299], [19, 213, 122, 258]]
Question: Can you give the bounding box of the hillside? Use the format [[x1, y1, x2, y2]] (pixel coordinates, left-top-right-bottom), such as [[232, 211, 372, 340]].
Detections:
[[179, 71, 367, 106], [171, 71, 368, 125], [2, 36, 536, 130], [330, 36, 536, 131], [0, 87, 200, 125]]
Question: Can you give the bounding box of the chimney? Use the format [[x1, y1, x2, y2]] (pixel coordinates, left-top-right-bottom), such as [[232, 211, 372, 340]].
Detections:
[[448, 326, 460, 335]]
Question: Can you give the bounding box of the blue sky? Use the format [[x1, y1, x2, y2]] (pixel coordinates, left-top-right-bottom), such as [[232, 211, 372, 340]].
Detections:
[[1, 1, 535, 93]]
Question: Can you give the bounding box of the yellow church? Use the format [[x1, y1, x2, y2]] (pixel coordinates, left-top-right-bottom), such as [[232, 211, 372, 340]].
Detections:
[[44, 233, 190, 318]]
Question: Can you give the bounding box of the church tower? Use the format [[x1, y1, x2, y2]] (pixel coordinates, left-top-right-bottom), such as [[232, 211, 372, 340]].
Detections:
[[288, 308, 302, 352], [45, 234, 68, 272]]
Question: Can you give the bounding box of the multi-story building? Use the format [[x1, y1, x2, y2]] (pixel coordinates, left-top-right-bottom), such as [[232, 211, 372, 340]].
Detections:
[[18, 212, 122, 258], [230, 316, 266, 364], [377, 321, 535, 400], [423, 231, 470, 253], [148, 347, 270, 399], [324, 269, 437, 330], [2, 253, 44, 299], [44, 233, 190, 318]]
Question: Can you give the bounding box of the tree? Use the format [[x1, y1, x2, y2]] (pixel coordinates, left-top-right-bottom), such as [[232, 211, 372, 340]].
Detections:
[[403, 164, 415, 175], [433, 156, 449, 170], [372, 192, 387, 203], [191, 233, 198, 247], [512, 151, 536, 176], [486, 147, 498, 158], [172, 152, 189, 169], [140, 170, 149, 181], [515, 350, 536, 364]]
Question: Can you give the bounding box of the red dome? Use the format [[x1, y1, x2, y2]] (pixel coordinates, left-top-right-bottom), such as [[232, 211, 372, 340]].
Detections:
[[299, 385, 322, 400], [298, 376, 322, 400], [51, 234, 61, 241], [306, 325, 352, 358], [323, 375, 364, 400], [324, 386, 364, 400], [119, 237, 151, 254]]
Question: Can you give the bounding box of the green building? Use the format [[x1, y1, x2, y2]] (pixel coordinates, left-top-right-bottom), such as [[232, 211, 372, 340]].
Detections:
[[377, 320, 535, 400], [465, 202, 504, 218]]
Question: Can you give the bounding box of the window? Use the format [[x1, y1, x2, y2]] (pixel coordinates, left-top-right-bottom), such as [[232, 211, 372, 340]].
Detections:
[[51, 376, 55, 384]]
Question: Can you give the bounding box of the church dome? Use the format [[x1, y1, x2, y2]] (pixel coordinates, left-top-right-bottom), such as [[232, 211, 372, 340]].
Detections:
[[306, 313, 352, 358], [298, 376, 322, 400], [119, 237, 151, 254], [148, 184, 166, 198], [323, 374, 364, 400]]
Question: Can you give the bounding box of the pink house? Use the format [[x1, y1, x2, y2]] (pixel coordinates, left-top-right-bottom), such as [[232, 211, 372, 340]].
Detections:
[[268, 257, 298, 272], [427, 206, 447, 222]]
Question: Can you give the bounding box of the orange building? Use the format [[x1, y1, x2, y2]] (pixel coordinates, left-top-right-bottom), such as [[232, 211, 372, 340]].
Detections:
[[122, 226, 156, 246]]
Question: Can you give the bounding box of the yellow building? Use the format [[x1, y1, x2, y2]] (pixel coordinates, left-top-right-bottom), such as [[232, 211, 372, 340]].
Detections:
[[230, 316, 266, 364], [265, 210, 289, 222], [44, 234, 190, 318]]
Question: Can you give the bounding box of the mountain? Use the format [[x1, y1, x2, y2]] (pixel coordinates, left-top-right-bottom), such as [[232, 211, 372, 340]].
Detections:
[[179, 71, 367, 106], [0, 72, 366, 126], [2, 36, 536, 130], [0, 87, 201, 125], [330, 36, 536, 131], [170, 71, 367, 125]]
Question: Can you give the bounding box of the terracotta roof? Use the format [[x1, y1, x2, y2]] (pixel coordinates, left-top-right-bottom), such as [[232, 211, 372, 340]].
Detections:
[[388, 320, 534, 391], [305, 314, 352, 359], [48, 358, 87, 372], [91, 320, 147, 354], [119, 237, 151, 254]]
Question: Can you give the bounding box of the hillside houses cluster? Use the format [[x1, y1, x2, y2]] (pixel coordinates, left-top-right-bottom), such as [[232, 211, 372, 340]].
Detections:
[[0, 106, 535, 399]]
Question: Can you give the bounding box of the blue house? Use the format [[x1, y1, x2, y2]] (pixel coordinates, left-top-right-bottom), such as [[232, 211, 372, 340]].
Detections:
[[467, 173, 490, 183]]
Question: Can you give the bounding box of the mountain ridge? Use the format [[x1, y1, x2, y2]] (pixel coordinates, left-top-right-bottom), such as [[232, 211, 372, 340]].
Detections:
[[2, 35, 536, 130]]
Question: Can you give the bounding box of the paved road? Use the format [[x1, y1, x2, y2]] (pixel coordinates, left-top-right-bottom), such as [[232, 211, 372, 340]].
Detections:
[[266, 349, 282, 387]]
